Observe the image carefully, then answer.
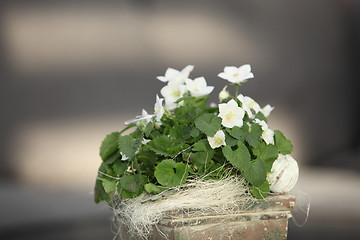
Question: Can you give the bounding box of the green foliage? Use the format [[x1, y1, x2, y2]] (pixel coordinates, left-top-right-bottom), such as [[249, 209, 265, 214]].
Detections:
[[195, 113, 222, 137], [154, 159, 188, 187], [94, 72, 296, 203], [250, 181, 270, 199], [100, 132, 120, 161], [274, 130, 293, 154], [222, 143, 251, 171]]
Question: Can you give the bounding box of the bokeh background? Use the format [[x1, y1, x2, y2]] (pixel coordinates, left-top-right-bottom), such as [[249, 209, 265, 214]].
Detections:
[[1, 0, 359, 239]]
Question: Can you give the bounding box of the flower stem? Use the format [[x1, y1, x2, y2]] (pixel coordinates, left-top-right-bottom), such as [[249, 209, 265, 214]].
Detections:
[[235, 84, 239, 97]]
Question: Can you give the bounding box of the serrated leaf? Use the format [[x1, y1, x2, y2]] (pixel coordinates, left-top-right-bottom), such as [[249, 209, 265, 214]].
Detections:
[[112, 160, 128, 176], [243, 159, 267, 186], [246, 123, 262, 148], [98, 162, 115, 176], [144, 183, 162, 194], [222, 143, 251, 171], [190, 128, 200, 138], [225, 132, 238, 147], [255, 112, 267, 122], [118, 135, 137, 159], [253, 142, 278, 172], [193, 140, 207, 152], [94, 178, 111, 203], [119, 174, 145, 193], [147, 136, 184, 157], [155, 159, 188, 187], [274, 130, 293, 154], [100, 132, 120, 161], [195, 113, 221, 137], [144, 122, 154, 137], [101, 178, 117, 195], [104, 152, 120, 164], [169, 125, 192, 140], [226, 125, 248, 141], [250, 180, 270, 199]]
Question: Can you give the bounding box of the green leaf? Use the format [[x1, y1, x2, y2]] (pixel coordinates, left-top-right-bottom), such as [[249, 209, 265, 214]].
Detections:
[[222, 143, 251, 171], [94, 178, 111, 203], [194, 113, 221, 137], [226, 125, 247, 141], [255, 112, 267, 122], [225, 132, 238, 147], [118, 135, 137, 159], [243, 159, 267, 186], [169, 125, 192, 141], [246, 123, 262, 148], [144, 183, 163, 194], [155, 159, 188, 187], [101, 178, 117, 195], [112, 160, 128, 176], [147, 136, 184, 157], [144, 122, 154, 138], [120, 174, 145, 193], [104, 152, 120, 164], [190, 151, 214, 175], [250, 180, 270, 199], [274, 130, 293, 154], [192, 140, 208, 152], [253, 142, 278, 172], [190, 128, 200, 138], [174, 104, 202, 124], [100, 132, 120, 161]]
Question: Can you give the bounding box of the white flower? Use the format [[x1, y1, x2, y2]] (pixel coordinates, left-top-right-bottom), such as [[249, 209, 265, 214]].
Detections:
[[160, 81, 187, 110], [185, 77, 214, 97], [157, 65, 194, 83], [261, 104, 274, 117], [207, 130, 226, 149], [255, 119, 275, 145], [218, 99, 245, 128], [219, 86, 230, 102], [218, 64, 254, 84], [120, 152, 129, 161], [141, 138, 151, 145], [154, 95, 165, 122], [237, 94, 261, 119], [124, 109, 154, 126]]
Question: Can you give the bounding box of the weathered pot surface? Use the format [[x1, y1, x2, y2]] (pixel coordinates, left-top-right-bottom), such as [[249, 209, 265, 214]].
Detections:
[[119, 194, 295, 240]]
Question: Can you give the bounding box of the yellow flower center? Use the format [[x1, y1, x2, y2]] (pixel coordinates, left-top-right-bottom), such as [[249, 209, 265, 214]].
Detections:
[[233, 73, 239, 77], [214, 137, 223, 145], [225, 112, 235, 122], [172, 90, 180, 98]]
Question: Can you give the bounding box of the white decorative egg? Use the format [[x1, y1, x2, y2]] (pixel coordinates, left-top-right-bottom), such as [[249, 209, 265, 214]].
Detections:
[[267, 154, 299, 193]]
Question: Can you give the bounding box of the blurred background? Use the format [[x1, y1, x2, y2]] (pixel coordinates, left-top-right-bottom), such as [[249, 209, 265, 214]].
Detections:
[[1, 0, 359, 239]]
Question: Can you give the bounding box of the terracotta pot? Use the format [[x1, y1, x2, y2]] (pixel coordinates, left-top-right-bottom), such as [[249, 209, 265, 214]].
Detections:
[[119, 194, 295, 240]]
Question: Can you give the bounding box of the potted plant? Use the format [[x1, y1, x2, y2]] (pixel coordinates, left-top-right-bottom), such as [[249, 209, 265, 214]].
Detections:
[[94, 65, 299, 240]]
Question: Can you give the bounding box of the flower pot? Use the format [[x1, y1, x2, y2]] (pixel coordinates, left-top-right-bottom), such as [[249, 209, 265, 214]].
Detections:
[[118, 194, 295, 240]]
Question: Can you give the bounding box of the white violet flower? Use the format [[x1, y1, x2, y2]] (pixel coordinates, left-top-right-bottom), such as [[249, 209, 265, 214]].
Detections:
[[255, 119, 275, 145], [160, 81, 187, 110], [157, 65, 194, 83], [218, 64, 254, 84], [237, 94, 261, 119], [120, 152, 129, 161], [185, 77, 214, 97], [207, 130, 226, 149], [219, 86, 230, 102], [124, 109, 154, 126], [154, 95, 165, 122], [261, 104, 274, 117], [218, 99, 245, 128]]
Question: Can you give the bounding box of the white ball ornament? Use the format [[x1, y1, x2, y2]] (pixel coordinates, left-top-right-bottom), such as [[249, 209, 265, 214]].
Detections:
[[267, 154, 299, 193]]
